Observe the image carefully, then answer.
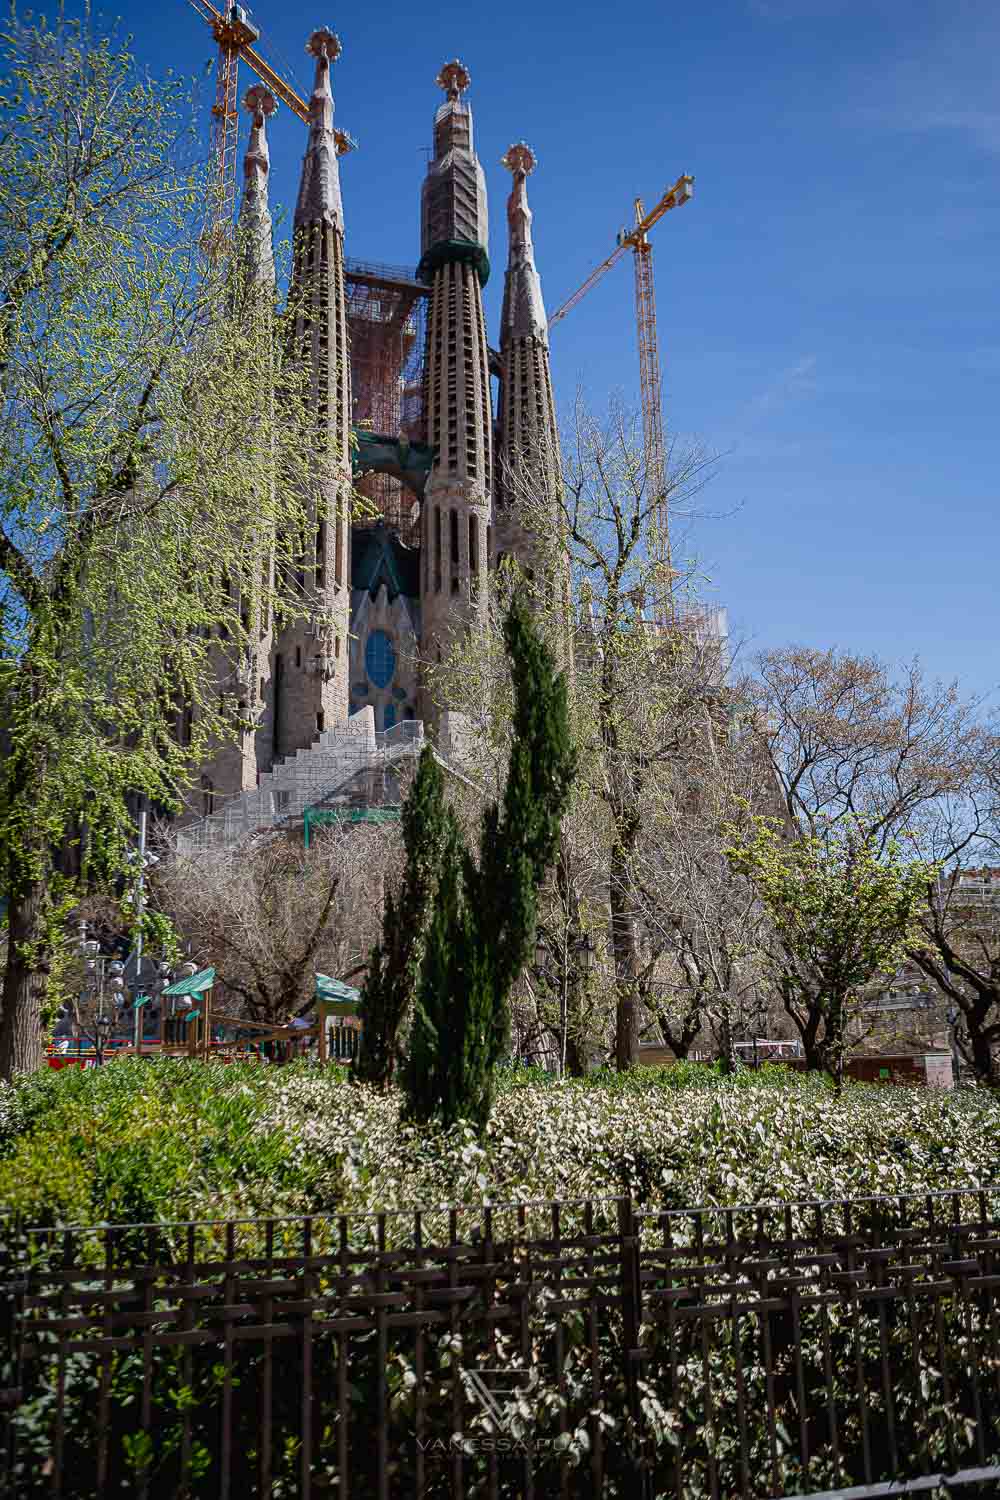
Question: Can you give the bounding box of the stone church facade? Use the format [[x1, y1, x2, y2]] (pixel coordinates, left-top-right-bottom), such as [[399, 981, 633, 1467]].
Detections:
[[195, 31, 562, 816]]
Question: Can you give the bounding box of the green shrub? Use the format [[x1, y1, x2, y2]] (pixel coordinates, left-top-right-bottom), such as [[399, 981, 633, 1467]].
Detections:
[[1, 1059, 998, 1228]]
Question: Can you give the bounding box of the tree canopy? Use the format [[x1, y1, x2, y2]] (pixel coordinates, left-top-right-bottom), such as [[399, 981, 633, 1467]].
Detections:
[[0, 11, 315, 1074]]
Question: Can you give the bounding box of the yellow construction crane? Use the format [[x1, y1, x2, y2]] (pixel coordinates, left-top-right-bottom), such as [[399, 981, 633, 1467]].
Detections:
[[186, 1, 356, 234], [549, 173, 694, 617]]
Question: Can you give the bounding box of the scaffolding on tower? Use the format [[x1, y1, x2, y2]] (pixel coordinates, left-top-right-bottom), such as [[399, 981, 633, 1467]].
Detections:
[[345, 259, 429, 546]]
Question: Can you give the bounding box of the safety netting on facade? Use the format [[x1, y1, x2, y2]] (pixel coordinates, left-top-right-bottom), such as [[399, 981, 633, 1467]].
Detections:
[[346, 258, 427, 546]]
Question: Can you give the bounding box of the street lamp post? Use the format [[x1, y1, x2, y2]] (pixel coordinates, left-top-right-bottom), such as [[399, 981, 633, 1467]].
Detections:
[[75, 925, 127, 1065]]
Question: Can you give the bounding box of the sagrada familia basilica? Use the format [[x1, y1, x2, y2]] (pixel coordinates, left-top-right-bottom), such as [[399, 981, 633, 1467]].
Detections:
[[195, 28, 562, 822]]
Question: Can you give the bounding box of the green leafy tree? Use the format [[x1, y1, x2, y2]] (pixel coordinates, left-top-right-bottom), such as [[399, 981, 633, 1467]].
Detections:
[[432, 399, 722, 1071], [354, 746, 447, 1088], [727, 816, 931, 1086], [404, 600, 576, 1131], [0, 13, 315, 1076]]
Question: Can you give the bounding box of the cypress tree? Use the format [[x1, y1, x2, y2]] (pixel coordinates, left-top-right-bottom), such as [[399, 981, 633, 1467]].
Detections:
[[404, 600, 576, 1131], [354, 745, 447, 1088]]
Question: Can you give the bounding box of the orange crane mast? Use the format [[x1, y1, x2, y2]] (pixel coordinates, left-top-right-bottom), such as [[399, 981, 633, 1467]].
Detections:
[[549, 173, 693, 618], [186, 1, 356, 233]]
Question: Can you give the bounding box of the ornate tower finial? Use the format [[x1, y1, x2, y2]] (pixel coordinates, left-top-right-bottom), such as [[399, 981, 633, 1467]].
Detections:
[[435, 59, 470, 101], [307, 26, 342, 63], [501, 141, 536, 177], [243, 84, 276, 168]]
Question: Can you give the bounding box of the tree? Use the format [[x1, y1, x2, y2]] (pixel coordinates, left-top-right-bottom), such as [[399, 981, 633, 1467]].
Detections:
[[433, 397, 720, 1071], [0, 14, 315, 1075], [728, 816, 930, 1085], [909, 869, 1000, 1086], [746, 643, 1000, 1083], [523, 820, 608, 1076], [746, 646, 987, 851], [155, 825, 395, 1027], [635, 723, 777, 1068], [354, 746, 446, 1088], [404, 600, 576, 1130]]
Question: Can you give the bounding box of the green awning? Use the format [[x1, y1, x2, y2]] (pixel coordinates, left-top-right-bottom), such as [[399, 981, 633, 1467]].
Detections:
[[162, 966, 216, 998], [315, 973, 360, 1006]]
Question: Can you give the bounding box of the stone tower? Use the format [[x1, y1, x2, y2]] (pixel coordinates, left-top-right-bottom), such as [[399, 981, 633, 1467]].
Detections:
[[418, 60, 492, 701], [239, 83, 276, 293], [196, 85, 279, 815], [495, 143, 562, 576], [271, 27, 352, 759]]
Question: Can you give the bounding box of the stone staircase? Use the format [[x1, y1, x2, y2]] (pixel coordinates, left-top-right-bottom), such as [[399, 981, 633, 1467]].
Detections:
[[176, 708, 424, 853]]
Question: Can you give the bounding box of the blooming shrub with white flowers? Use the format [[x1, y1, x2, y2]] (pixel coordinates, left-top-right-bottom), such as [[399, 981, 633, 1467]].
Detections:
[[0, 1059, 997, 1228], [4, 1061, 1000, 1498]]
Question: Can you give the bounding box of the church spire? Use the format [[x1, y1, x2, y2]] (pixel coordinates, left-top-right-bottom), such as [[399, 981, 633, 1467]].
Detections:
[[419, 57, 488, 272], [295, 27, 344, 232], [500, 142, 547, 345], [238, 85, 276, 291], [495, 141, 565, 608], [275, 25, 352, 759], [418, 60, 492, 720]]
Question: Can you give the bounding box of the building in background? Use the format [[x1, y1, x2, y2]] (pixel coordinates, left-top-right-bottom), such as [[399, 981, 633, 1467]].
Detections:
[[192, 37, 566, 817]]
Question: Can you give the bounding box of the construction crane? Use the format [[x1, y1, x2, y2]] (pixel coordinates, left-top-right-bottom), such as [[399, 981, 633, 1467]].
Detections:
[[186, 1, 356, 235], [549, 173, 693, 618]]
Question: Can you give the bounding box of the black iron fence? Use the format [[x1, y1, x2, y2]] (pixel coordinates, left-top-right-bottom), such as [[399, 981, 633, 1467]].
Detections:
[[3, 1189, 1000, 1498]]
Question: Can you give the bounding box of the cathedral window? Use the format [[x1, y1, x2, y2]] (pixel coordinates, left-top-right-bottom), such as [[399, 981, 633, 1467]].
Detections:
[[450, 508, 459, 567], [316, 520, 326, 590], [469, 514, 479, 571], [365, 629, 396, 691]]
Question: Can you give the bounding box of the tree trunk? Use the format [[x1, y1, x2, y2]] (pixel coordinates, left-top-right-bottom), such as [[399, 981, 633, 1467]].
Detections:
[[609, 851, 639, 1070], [0, 874, 47, 1079], [783, 981, 824, 1072], [564, 1030, 588, 1078], [715, 1007, 736, 1074], [967, 1020, 1000, 1089]]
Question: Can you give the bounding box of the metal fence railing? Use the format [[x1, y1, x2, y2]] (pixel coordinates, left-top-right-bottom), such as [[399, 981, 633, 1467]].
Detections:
[[3, 1189, 1000, 1497]]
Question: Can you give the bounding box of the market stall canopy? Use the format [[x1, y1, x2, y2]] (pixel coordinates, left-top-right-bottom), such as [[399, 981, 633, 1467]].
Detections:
[[162, 967, 216, 998], [315, 973, 360, 1017]]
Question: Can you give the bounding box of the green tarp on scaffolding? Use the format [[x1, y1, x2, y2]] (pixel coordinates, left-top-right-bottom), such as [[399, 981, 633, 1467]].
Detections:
[[303, 805, 400, 848]]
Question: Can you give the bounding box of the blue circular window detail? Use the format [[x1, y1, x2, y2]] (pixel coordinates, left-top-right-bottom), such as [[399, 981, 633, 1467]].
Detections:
[[365, 629, 396, 690]]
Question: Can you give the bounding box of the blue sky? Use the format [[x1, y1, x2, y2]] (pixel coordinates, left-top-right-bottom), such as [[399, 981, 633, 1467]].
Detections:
[[124, 0, 997, 698]]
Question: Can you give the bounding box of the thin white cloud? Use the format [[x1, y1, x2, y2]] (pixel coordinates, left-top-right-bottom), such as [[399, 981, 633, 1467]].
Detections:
[[848, 7, 1000, 155], [743, 354, 818, 421]]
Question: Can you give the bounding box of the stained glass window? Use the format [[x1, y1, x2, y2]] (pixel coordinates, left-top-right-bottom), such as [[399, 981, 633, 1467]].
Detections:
[[383, 703, 396, 731], [365, 629, 396, 690]]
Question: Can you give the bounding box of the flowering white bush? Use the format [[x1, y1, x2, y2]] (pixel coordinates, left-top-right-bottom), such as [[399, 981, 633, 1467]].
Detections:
[[1, 1061, 997, 1227], [255, 1070, 1000, 1221]]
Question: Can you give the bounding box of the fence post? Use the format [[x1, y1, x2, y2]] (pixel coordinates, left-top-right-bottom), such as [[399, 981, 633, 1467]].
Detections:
[[0, 1216, 27, 1491], [617, 1197, 650, 1497]]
